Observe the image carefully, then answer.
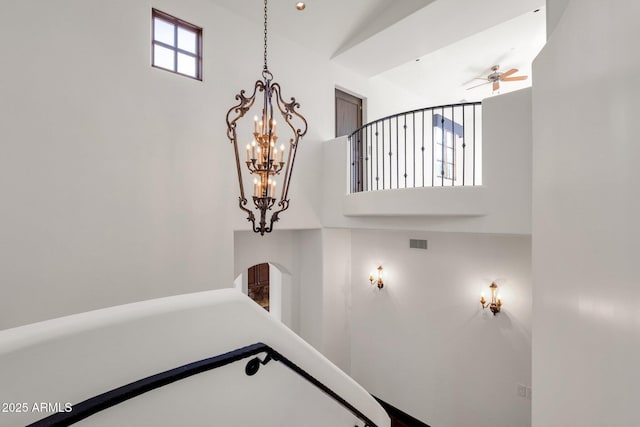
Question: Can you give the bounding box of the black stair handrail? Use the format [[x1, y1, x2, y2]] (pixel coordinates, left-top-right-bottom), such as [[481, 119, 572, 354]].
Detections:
[[373, 395, 431, 427], [28, 342, 378, 427]]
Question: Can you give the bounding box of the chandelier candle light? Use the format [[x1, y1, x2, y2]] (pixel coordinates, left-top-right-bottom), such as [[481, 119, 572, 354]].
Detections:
[[226, 0, 308, 235]]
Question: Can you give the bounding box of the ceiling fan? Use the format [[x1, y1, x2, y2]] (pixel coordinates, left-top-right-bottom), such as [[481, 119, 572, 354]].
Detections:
[[466, 65, 528, 92]]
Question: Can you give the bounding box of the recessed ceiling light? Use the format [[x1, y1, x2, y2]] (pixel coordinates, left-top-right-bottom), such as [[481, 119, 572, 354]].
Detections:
[[296, 2, 306, 11], [533, 8, 540, 12], [415, 58, 421, 62]]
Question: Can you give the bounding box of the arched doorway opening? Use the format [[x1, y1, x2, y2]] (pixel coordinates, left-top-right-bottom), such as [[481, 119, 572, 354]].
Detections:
[[233, 262, 292, 328]]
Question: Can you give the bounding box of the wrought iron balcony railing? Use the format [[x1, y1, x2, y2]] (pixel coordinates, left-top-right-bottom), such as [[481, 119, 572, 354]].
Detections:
[[348, 102, 482, 193]]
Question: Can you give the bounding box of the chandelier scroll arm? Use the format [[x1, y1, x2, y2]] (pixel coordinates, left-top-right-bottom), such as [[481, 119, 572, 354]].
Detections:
[[271, 82, 308, 138], [278, 139, 297, 202], [226, 82, 266, 214], [266, 199, 290, 233], [239, 196, 256, 224], [270, 82, 307, 201], [230, 127, 248, 201], [225, 82, 265, 140]]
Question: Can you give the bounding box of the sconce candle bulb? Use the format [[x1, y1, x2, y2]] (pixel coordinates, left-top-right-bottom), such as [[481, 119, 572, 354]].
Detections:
[[369, 265, 384, 289], [480, 282, 502, 315]]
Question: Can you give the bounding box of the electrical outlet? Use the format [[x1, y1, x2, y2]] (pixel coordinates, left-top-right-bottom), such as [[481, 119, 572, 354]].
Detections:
[[517, 384, 527, 397]]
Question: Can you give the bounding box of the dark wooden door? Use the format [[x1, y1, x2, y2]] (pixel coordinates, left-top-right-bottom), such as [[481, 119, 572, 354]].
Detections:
[[247, 263, 269, 311], [335, 88, 362, 137], [336, 89, 364, 192]]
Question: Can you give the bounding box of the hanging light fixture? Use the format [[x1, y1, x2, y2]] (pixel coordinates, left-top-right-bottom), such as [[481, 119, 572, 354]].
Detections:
[[226, 0, 308, 236]]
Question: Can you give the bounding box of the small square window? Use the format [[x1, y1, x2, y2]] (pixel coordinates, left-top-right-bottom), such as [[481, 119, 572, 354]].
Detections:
[[152, 9, 202, 80]]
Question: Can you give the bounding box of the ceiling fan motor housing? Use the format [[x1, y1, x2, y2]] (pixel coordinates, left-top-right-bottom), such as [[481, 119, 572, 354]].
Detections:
[[489, 65, 501, 81]]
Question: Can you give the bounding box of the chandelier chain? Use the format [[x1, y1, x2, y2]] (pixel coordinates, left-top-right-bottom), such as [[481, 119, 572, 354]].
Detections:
[[263, 0, 268, 72]]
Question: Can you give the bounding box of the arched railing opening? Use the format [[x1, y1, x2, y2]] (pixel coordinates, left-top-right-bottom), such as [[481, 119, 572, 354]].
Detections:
[[348, 102, 482, 193]]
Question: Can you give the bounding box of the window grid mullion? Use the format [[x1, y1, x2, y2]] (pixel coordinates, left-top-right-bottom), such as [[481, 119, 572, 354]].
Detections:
[[173, 23, 178, 73], [152, 9, 202, 81], [152, 41, 197, 59]]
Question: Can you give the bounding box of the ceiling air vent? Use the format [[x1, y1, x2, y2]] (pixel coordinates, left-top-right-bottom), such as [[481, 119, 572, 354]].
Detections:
[[409, 239, 428, 250]]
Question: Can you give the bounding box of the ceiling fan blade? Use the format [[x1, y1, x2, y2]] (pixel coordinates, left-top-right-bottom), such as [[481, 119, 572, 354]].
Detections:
[[463, 76, 489, 86], [501, 75, 528, 81], [466, 81, 491, 90], [493, 81, 500, 91], [499, 68, 518, 79]]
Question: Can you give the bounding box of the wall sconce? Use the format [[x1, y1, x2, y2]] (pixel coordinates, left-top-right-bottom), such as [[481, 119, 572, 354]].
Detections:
[[369, 266, 384, 289], [480, 282, 502, 315]]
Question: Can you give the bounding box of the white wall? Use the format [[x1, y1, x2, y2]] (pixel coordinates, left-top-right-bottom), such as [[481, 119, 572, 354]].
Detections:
[[349, 229, 532, 427], [322, 88, 532, 235], [532, 1, 640, 426], [0, 0, 235, 328], [293, 230, 324, 352], [545, 0, 569, 38], [321, 228, 352, 373], [0, 0, 361, 329], [366, 75, 430, 123]]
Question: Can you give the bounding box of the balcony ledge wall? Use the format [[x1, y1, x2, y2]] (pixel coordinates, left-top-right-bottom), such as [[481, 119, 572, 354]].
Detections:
[[344, 186, 487, 217], [322, 88, 532, 235]]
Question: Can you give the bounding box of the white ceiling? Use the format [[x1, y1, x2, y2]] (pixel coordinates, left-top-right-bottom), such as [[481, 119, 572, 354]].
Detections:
[[380, 6, 547, 105], [210, 0, 546, 104], [209, 0, 433, 58]]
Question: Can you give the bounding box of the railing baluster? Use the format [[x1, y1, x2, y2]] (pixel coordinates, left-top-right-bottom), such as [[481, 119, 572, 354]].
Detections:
[[441, 107, 445, 187], [462, 105, 466, 186], [395, 116, 399, 189], [369, 126, 372, 191], [383, 119, 387, 190], [349, 134, 353, 193], [353, 130, 356, 193], [421, 110, 425, 187], [375, 122, 379, 191], [473, 104, 476, 186], [363, 126, 367, 192], [391, 117, 394, 189], [451, 106, 455, 187], [404, 114, 408, 188], [431, 109, 435, 187], [357, 131, 359, 192], [412, 112, 415, 188], [358, 129, 362, 192], [368, 126, 371, 191]]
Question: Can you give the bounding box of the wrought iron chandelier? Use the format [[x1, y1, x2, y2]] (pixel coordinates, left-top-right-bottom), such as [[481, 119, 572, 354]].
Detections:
[[226, 0, 308, 235]]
